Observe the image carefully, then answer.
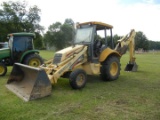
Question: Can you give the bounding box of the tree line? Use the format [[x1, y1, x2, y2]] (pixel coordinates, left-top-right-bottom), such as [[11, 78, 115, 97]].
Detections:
[[0, 1, 159, 50]]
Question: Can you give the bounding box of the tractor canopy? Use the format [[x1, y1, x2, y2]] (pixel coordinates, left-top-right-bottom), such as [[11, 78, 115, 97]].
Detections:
[[77, 21, 113, 30], [75, 21, 114, 62], [75, 21, 113, 44], [8, 32, 36, 38], [7, 32, 36, 63]]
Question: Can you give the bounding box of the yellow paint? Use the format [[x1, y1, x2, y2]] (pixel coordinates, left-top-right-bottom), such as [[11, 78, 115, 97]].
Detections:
[[78, 21, 113, 29], [114, 29, 136, 63], [99, 48, 121, 62], [29, 58, 41, 67], [56, 45, 84, 62], [74, 62, 100, 75], [45, 46, 88, 84], [0, 66, 5, 75], [76, 73, 85, 86], [110, 62, 118, 76]]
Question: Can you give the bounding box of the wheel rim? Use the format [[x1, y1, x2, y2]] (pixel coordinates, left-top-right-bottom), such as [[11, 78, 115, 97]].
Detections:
[[76, 73, 85, 86], [110, 62, 118, 76], [29, 58, 41, 67], [0, 66, 5, 75]]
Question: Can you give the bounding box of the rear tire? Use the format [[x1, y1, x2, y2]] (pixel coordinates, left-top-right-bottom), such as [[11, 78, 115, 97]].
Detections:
[[69, 69, 87, 89], [23, 54, 43, 67], [0, 63, 7, 76], [100, 56, 120, 81]]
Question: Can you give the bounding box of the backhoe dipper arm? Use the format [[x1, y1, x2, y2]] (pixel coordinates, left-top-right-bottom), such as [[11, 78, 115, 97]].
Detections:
[[115, 29, 138, 71], [115, 29, 136, 63]]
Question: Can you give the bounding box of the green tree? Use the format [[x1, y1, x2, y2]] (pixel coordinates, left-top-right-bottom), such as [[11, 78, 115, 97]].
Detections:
[[113, 34, 122, 47], [0, 1, 44, 48], [135, 31, 149, 50], [44, 19, 75, 50], [64, 18, 74, 27], [34, 32, 43, 49], [44, 22, 63, 50], [106, 34, 121, 48], [148, 41, 160, 50]]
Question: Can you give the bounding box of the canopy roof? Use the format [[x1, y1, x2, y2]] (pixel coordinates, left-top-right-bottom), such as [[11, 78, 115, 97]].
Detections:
[[8, 32, 36, 38], [78, 21, 113, 30]]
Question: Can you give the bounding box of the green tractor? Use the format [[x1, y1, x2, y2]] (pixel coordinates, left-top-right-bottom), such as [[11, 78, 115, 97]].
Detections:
[[0, 32, 43, 76]]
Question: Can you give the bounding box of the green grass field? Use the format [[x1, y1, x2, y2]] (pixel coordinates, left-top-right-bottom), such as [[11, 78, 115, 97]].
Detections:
[[0, 51, 160, 120]]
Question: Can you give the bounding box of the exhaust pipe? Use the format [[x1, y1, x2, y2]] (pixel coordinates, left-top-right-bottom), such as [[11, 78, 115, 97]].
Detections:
[[6, 63, 52, 101]]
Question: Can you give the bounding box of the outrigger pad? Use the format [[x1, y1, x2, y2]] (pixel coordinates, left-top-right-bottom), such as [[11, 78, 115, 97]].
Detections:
[[125, 62, 138, 72], [6, 63, 52, 101]]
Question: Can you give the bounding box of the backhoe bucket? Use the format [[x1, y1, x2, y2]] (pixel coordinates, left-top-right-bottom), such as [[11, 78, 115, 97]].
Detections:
[[6, 63, 52, 101], [125, 62, 138, 72]]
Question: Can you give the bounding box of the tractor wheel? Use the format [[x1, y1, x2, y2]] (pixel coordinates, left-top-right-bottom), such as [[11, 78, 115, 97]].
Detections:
[[23, 54, 43, 67], [69, 69, 87, 89], [100, 56, 120, 81], [0, 63, 7, 76]]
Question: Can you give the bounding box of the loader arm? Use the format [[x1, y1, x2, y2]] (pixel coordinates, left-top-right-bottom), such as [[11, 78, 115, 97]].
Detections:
[[114, 29, 138, 71], [40, 46, 88, 84], [6, 46, 88, 101]]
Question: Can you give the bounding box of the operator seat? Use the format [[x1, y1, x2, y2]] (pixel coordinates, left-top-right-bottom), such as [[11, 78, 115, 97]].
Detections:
[[94, 40, 103, 57]]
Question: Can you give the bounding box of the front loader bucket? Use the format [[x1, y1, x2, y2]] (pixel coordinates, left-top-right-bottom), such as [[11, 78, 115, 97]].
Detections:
[[6, 63, 52, 101], [125, 62, 138, 72]]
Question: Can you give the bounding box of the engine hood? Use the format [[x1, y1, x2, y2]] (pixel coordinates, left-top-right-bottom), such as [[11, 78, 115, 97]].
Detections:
[[53, 45, 85, 64]]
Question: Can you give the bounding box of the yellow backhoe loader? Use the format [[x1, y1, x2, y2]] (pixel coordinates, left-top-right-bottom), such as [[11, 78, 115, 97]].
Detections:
[[6, 21, 138, 101]]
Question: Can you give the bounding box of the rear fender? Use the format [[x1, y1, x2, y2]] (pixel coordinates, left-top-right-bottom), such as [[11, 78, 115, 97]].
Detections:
[[20, 50, 39, 63], [99, 48, 121, 62]]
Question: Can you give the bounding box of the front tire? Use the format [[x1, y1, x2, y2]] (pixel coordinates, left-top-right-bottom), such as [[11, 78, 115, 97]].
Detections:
[[69, 69, 87, 89], [0, 63, 7, 76], [100, 56, 120, 81], [23, 54, 43, 67]]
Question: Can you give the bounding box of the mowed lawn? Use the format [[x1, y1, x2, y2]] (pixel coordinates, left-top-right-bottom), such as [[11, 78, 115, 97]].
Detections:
[[0, 50, 160, 120]]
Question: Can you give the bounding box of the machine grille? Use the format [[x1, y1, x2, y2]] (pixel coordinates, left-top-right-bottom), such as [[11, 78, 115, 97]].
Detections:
[[53, 54, 62, 64]]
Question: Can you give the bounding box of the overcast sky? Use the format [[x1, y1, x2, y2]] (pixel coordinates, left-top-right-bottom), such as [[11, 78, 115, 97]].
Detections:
[[1, 0, 160, 41]]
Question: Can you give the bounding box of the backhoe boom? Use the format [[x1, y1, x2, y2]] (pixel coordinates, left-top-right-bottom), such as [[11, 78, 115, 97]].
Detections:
[[115, 29, 138, 71]]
